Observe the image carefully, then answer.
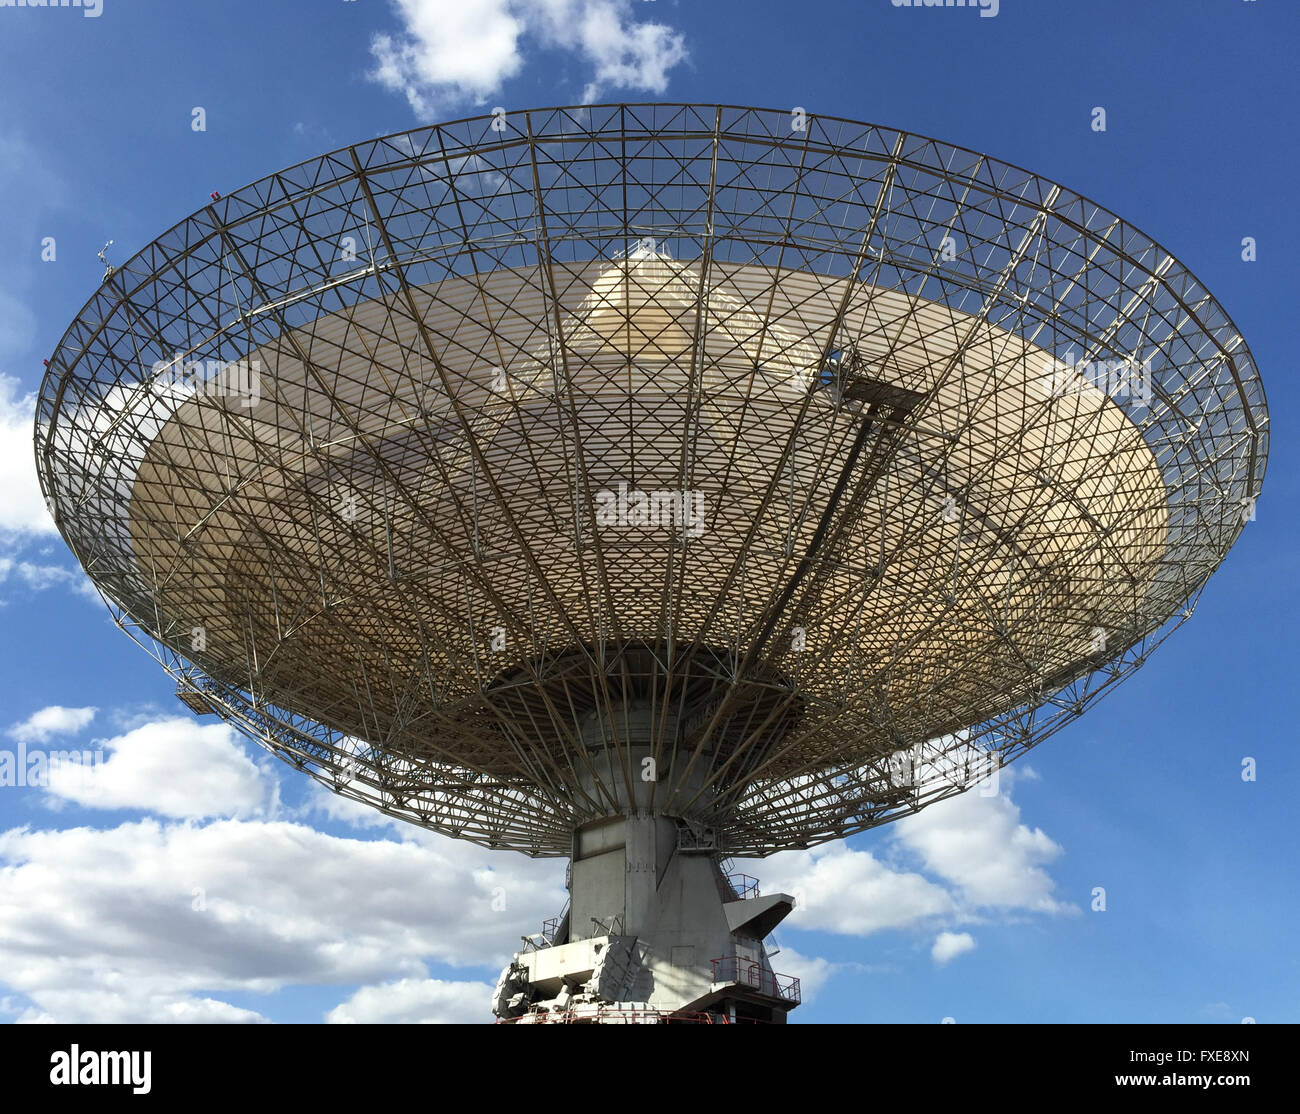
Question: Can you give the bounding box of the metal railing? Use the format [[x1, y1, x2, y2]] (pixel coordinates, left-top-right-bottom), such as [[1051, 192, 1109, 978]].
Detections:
[[710, 956, 801, 1004], [589, 913, 624, 936], [498, 1008, 764, 1024], [521, 901, 569, 951], [718, 856, 759, 900], [725, 872, 759, 900]]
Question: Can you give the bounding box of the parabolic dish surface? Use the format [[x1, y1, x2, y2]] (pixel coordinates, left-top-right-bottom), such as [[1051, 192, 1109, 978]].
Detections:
[[37, 105, 1267, 854]]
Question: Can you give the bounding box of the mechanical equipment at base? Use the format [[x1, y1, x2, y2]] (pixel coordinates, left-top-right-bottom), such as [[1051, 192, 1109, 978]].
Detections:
[[35, 105, 1267, 1023]]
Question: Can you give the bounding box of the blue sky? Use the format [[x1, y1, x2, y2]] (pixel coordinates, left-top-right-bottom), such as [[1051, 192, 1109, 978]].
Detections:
[[0, 0, 1296, 1023]]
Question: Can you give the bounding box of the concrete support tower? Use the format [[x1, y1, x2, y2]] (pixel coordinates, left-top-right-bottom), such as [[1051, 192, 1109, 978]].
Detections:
[[493, 703, 800, 1023]]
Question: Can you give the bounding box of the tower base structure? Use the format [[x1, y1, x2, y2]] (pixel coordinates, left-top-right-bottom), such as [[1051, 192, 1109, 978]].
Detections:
[[493, 816, 799, 1024], [493, 700, 800, 1023]]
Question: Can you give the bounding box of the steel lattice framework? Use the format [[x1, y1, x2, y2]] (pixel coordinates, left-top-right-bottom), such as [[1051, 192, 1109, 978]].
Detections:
[[36, 104, 1267, 856]]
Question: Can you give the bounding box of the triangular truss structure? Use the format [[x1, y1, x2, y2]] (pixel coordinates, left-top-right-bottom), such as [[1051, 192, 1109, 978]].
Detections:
[[37, 104, 1267, 856]]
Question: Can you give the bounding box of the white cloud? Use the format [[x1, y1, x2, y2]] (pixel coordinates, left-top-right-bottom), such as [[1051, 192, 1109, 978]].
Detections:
[[931, 931, 976, 966], [0, 375, 56, 538], [0, 557, 100, 603], [14, 992, 268, 1026], [542, 0, 687, 101], [43, 717, 275, 820], [0, 706, 1068, 1020], [760, 844, 957, 936], [326, 975, 493, 1023], [895, 777, 1071, 914], [372, 0, 524, 113], [756, 769, 1074, 940], [370, 0, 687, 117], [772, 946, 834, 1002], [7, 705, 96, 743], [0, 817, 563, 1023], [307, 780, 397, 829]]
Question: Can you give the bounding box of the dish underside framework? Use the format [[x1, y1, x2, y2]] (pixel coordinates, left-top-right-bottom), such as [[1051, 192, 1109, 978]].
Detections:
[[36, 104, 1267, 861]]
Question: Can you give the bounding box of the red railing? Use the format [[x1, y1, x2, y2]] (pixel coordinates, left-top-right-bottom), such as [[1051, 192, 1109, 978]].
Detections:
[[710, 956, 801, 1004], [498, 1008, 757, 1024]]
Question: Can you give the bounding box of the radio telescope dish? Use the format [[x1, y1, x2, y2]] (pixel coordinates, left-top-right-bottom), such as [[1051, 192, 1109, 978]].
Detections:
[[36, 104, 1267, 1023]]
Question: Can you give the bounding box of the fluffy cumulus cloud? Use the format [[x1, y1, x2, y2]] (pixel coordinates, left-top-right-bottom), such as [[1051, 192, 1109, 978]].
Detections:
[[13, 991, 269, 1026], [896, 776, 1070, 914], [326, 975, 494, 1024], [7, 705, 96, 744], [0, 817, 564, 1023], [773, 946, 835, 1002], [756, 768, 1073, 941], [0, 699, 1068, 1021], [0, 377, 98, 599], [370, 0, 688, 117], [0, 375, 56, 538], [42, 717, 275, 820], [0, 709, 566, 1023], [931, 931, 976, 966], [760, 844, 958, 936]]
